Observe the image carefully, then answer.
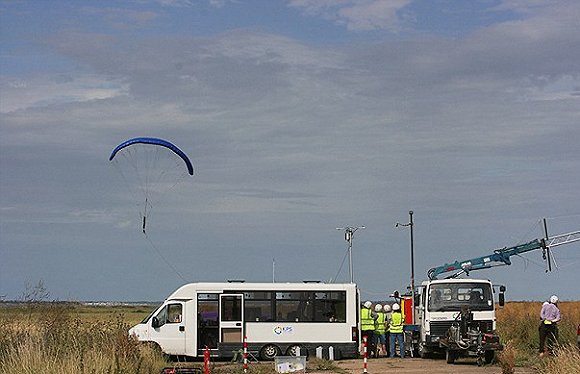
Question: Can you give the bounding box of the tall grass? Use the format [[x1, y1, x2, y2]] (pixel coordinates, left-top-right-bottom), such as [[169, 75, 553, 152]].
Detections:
[[497, 301, 579, 351], [1, 300, 578, 373], [0, 302, 166, 374], [496, 301, 580, 370], [0, 302, 280, 374], [539, 344, 580, 374], [496, 341, 515, 374]]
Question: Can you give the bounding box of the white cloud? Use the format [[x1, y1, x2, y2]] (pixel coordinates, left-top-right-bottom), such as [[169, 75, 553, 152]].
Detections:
[[0, 75, 129, 113], [491, 0, 555, 14], [2, 1, 580, 300], [151, 0, 235, 7], [81, 6, 158, 28], [209, 0, 237, 8], [288, 0, 411, 31], [155, 0, 194, 7], [517, 75, 580, 102]]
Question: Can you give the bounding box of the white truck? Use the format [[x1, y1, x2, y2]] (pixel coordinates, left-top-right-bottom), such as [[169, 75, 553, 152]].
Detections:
[[413, 278, 504, 365], [410, 226, 579, 365]]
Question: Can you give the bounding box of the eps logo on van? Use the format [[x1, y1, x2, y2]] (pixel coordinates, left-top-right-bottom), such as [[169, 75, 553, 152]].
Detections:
[[273, 326, 294, 335]]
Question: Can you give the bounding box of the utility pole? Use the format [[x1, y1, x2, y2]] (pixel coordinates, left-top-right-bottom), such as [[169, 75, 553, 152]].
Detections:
[[336, 226, 365, 283], [396, 210, 415, 323]]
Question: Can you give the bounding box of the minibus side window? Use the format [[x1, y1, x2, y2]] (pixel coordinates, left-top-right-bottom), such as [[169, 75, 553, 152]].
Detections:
[[314, 292, 346, 322], [244, 292, 273, 322], [167, 304, 182, 323]]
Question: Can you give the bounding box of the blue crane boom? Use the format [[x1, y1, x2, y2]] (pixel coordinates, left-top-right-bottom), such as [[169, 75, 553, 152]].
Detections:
[[427, 230, 580, 280]]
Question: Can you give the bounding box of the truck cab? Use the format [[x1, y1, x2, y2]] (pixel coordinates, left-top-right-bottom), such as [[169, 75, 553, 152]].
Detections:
[[416, 278, 502, 359]]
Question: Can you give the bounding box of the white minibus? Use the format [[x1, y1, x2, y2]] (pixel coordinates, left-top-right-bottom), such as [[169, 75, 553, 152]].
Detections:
[[129, 281, 360, 360]]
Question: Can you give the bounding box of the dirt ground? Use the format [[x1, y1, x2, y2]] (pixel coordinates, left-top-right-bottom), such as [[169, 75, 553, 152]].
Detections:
[[308, 357, 537, 374]]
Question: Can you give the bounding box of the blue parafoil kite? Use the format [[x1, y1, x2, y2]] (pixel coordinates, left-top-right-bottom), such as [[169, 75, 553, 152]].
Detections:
[[109, 137, 194, 175], [109, 137, 194, 234]]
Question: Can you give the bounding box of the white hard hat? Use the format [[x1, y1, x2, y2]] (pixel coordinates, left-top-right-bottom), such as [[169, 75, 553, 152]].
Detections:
[[542, 301, 549, 306], [550, 295, 559, 304], [364, 301, 372, 308], [375, 304, 383, 312], [383, 304, 391, 312], [392, 303, 400, 311]]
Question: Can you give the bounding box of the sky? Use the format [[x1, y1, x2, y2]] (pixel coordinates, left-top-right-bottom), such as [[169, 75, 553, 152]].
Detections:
[[1, 0, 579, 302]]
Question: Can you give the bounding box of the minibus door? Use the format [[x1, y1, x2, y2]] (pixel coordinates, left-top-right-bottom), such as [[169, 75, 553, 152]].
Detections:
[[219, 294, 244, 344], [149, 301, 186, 355]]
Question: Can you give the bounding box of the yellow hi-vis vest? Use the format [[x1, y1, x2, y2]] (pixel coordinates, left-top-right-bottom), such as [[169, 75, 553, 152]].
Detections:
[[375, 311, 386, 334], [390, 311, 404, 334], [361, 308, 375, 331]]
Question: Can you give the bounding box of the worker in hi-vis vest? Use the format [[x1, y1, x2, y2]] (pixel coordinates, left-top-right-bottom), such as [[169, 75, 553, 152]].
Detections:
[[360, 301, 378, 356], [389, 303, 405, 358], [383, 304, 392, 357], [374, 304, 387, 357]]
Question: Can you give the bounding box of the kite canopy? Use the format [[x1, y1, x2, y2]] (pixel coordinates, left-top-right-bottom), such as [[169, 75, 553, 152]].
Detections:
[[109, 137, 194, 175], [109, 136, 194, 234]]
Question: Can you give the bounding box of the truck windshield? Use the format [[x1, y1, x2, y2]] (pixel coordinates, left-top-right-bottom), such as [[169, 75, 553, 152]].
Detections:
[[428, 283, 493, 312]]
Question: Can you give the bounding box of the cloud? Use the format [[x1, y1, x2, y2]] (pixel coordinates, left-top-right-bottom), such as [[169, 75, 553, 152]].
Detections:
[[208, 0, 236, 8], [288, 0, 412, 31], [147, 0, 234, 7], [491, 0, 556, 14], [9, 9, 580, 183], [2, 1, 580, 300], [154, 0, 194, 7], [462, 1, 580, 78], [9, 4, 580, 168], [518, 75, 580, 102], [81, 6, 158, 28], [0, 75, 129, 113]]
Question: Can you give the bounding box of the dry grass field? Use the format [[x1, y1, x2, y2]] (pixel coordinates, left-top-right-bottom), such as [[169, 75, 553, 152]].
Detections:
[[0, 302, 166, 374], [495, 300, 580, 373], [0, 300, 578, 374]]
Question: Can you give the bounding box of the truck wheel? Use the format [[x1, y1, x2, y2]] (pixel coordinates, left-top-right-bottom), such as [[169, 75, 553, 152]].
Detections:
[[418, 343, 430, 359], [484, 350, 495, 364], [446, 350, 456, 364]]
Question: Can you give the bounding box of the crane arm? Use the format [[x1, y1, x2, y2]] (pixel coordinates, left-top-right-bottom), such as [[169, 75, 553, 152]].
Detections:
[[427, 239, 544, 280], [427, 230, 580, 280], [546, 231, 580, 248]]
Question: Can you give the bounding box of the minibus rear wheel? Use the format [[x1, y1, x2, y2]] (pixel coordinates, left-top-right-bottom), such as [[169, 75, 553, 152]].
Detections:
[[286, 345, 307, 357], [260, 344, 281, 360]]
